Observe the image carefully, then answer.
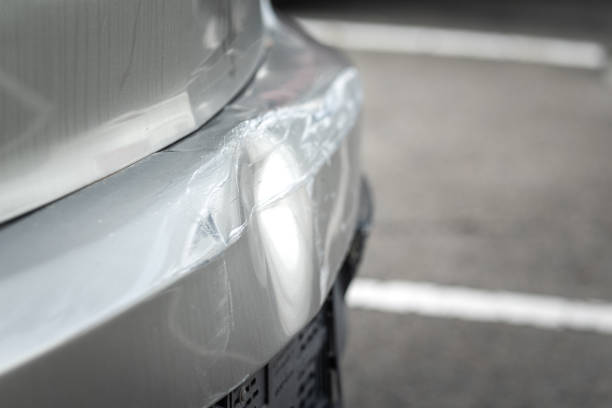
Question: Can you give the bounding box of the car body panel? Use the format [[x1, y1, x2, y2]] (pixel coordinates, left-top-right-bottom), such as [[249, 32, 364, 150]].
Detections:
[[0, 0, 264, 223], [0, 5, 363, 407]]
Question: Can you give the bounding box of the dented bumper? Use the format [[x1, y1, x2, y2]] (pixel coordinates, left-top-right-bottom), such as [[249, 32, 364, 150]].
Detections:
[[0, 7, 364, 408]]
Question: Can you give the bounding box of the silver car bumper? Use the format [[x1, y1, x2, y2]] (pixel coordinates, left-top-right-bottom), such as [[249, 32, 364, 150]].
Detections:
[[0, 6, 363, 408]]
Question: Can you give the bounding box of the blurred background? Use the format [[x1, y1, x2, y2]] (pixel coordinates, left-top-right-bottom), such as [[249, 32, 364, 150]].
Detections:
[[275, 1, 612, 406]]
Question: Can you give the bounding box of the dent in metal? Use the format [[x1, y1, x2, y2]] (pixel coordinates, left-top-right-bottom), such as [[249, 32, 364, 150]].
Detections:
[[0, 0, 264, 223], [0, 5, 363, 408]]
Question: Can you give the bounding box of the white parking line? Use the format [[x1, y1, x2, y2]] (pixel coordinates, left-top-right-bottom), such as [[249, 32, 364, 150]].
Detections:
[[347, 278, 612, 334], [299, 19, 607, 69]]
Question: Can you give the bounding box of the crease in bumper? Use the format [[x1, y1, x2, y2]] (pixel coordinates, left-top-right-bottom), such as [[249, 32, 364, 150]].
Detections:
[[0, 5, 363, 408]]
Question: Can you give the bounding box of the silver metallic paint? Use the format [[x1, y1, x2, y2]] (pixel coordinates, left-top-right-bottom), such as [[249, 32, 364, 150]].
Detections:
[[0, 7, 363, 408], [0, 0, 264, 223]]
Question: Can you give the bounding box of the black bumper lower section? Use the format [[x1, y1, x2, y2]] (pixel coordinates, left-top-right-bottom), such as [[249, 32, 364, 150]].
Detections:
[[211, 179, 372, 408], [211, 285, 344, 408]]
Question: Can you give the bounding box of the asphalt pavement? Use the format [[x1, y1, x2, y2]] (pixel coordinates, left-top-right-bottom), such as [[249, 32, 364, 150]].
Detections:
[[277, 2, 612, 407]]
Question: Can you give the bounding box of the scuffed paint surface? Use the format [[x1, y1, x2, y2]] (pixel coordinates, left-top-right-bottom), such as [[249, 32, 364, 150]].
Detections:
[[0, 6, 362, 408]]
